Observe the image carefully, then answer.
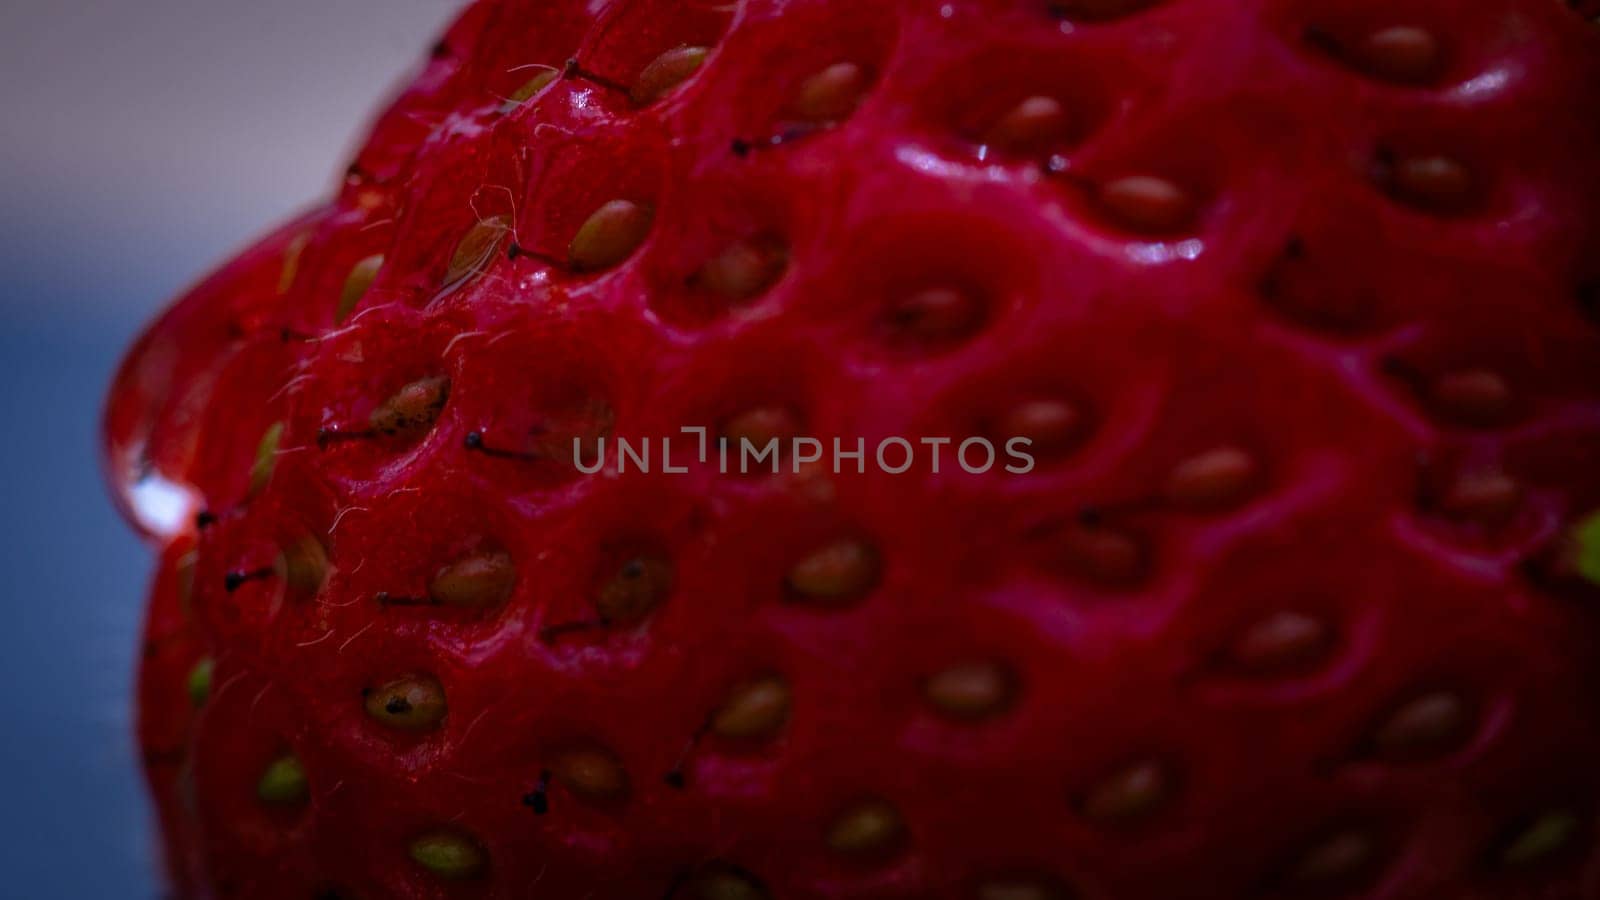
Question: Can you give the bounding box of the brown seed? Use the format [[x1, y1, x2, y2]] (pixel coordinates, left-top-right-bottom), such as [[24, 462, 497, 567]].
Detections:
[[983, 95, 1070, 155], [792, 62, 870, 123], [408, 829, 488, 880], [501, 69, 559, 112], [1053, 523, 1149, 587], [825, 798, 904, 858], [695, 237, 789, 302], [1080, 759, 1170, 824], [1437, 469, 1521, 524], [444, 216, 511, 289], [363, 674, 448, 732], [1356, 26, 1443, 83], [551, 747, 629, 801], [278, 535, 329, 596], [632, 45, 709, 105], [1099, 175, 1195, 233], [595, 555, 673, 625], [785, 538, 881, 605], [1373, 690, 1472, 761], [997, 399, 1087, 459], [975, 879, 1069, 900], [711, 676, 792, 740], [338, 254, 384, 322], [1227, 611, 1330, 673], [924, 662, 1015, 720], [1290, 829, 1376, 883], [1386, 154, 1473, 211], [369, 376, 450, 440], [429, 550, 516, 610], [1499, 810, 1581, 867], [569, 200, 653, 272], [886, 286, 984, 344], [1430, 369, 1513, 427], [1166, 446, 1259, 510], [683, 865, 770, 900]]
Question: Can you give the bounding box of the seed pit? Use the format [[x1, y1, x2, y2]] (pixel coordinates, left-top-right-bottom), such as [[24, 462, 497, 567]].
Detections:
[[825, 798, 905, 860], [1079, 758, 1171, 825], [408, 829, 487, 881], [594, 551, 673, 626], [1224, 610, 1333, 675], [881, 284, 987, 351], [710, 675, 792, 741], [551, 747, 630, 802], [570, 199, 654, 272], [1097, 175, 1198, 234], [633, 45, 709, 105], [1369, 689, 1473, 762], [924, 661, 1016, 720], [790, 62, 872, 125], [428, 548, 516, 610]]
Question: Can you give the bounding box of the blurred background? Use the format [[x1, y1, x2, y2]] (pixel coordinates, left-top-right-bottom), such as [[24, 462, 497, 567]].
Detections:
[[0, 1, 459, 894]]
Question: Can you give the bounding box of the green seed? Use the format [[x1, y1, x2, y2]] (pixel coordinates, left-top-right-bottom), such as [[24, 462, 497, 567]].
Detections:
[[1500, 810, 1580, 867], [569, 200, 653, 272], [429, 550, 517, 609], [408, 829, 487, 880], [1573, 510, 1600, 586], [256, 754, 309, 806], [248, 422, 284, 498], [278, 534, 330, 597], [337, 254, 384, 322], [186, 657, 214, 708]]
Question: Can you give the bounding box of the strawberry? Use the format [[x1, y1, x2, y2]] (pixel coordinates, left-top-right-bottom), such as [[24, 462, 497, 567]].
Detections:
[[104, 0, 1600, 898]]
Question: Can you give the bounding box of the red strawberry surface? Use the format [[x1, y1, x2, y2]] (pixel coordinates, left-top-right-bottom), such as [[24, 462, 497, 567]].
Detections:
[[104, 0, 1600, 897]]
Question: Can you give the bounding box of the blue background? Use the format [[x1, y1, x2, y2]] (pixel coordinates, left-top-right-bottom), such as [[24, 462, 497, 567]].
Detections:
[[0, 2, 456, 895]]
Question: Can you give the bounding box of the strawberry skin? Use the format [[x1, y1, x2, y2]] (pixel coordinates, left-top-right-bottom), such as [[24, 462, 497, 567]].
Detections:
[[105, 1, 1600, 898]]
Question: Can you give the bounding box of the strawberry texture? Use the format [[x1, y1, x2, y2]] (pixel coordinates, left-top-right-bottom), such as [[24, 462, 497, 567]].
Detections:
[[103, 0, 1600, 898]]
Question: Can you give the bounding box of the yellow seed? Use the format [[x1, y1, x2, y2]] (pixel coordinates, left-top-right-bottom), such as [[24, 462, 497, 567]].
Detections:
[[186, 657, 214, 708], [429, 550, 517, 609], [278, 231, 310, 294], [1053, 523, 1148, 587], [1080, 759, 1169, 824], [1356, 26, 1443, 83], [633, 45, 709, 105], [1099, 175, 1195, 233], [369, 376, 450, 440], [722, 406, 802, 451], [247, 421, 284, 498], [1438, 470, 1521, 524], [595, 555, 673, 625], [1227, 611, 1329, 673], [785, 538, 881, 605], [337, 254, 384, 322], [1430, 369, 1512, 426], [924, 662, 1014, 719], [825, 798, 904, 857], [444, 216, 511, 290], [887, 286, 984, 343], [997, 399, 1085, 459], [1373, 691, 1471, 760], [983, 95, 1070, 155], [408, 829, 487, 880], [792, 62, 870, 123], [684, 866, 769, 900], [976, 880, 1067, 900], [1166, 446, 1258, 510], [570, 200, 653, 272], [1388, 154, 1473, 211], [711, 676, 791, 740], [552, 748, 629, 801], [1290, 830, 1375, 883], [695, 238, 789, 302], [364, 674, 448, 732], [500, 69, 559, 112]]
